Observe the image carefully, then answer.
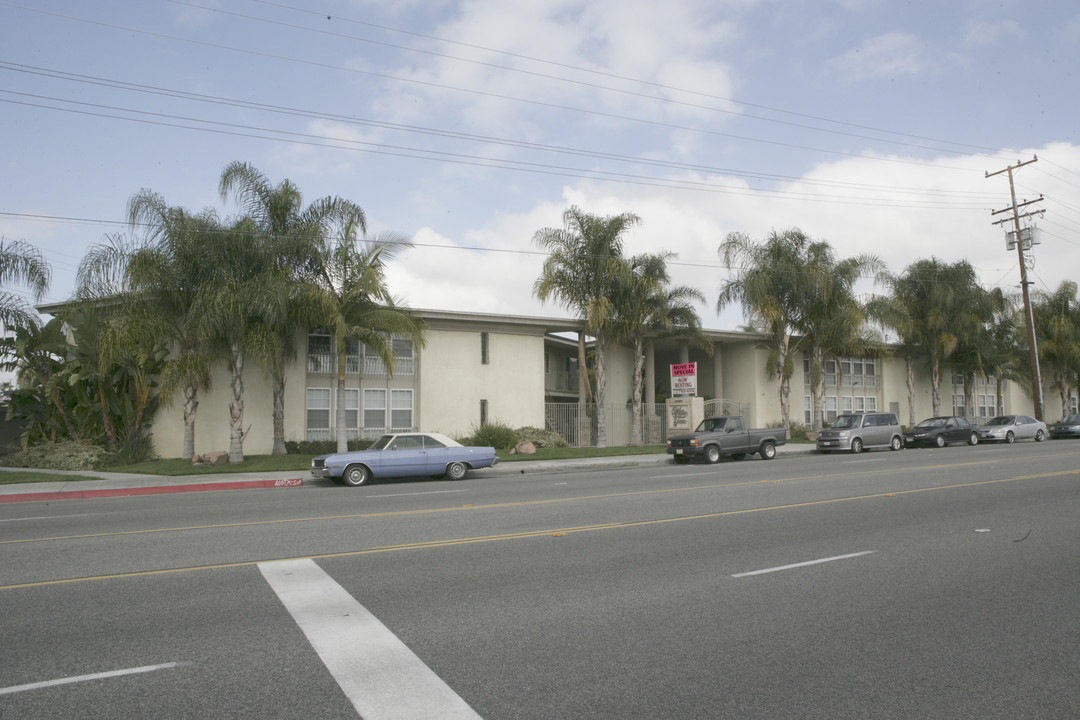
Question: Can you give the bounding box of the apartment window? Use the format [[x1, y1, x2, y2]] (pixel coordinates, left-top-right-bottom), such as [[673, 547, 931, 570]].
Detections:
[[866, 397, 878, 412], [364, 389, 386, 431], [306, 388, 331, 441], [391, 389, 413, 430], [307, 333, 332, 374], [544, 352, 550, 374], [480, 398, 489, 425], [345, 339, 361, 375], [344, 389, 359, 439], [842, 396, 853, 413], [392, 337, 415, 375], [953, 393, 966, 417], [481, 332, 490, 365], [853, 396, 865, 413], [825, 396, 838, 424], [804, 396, 812, 425]]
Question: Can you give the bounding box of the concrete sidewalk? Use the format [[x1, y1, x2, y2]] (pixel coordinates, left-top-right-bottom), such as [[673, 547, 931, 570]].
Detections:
[[0, 445, 817, 503]]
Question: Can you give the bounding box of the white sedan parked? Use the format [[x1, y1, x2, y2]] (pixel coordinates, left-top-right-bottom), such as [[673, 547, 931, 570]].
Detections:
[[977, 415, 1047, 443]]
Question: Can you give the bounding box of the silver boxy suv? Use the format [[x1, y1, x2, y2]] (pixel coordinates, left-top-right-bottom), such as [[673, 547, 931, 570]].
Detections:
[[816, 412, 903, 453]]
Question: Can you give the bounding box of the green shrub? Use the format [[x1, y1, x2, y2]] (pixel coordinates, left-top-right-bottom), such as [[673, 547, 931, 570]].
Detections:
[[1, 440, 108, 470], [106, 432, 159, 466], [514, 426, 568, 449], [284, 439, 374, 455], [465, 421, 519, 450]]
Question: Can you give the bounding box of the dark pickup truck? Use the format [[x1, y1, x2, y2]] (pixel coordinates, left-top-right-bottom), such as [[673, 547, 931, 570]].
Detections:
[[666, 416, 786, 464]]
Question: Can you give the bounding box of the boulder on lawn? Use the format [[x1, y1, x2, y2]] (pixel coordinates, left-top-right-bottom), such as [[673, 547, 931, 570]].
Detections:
[[512, 441, 537, 455]]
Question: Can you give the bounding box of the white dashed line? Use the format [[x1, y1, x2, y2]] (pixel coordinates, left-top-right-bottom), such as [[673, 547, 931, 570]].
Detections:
[[0, 663, 179, 695], [732, 551, 875, 577]]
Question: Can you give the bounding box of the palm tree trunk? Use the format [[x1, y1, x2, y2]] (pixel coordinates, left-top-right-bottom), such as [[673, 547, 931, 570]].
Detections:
[[811, 343, 825, 431], [336, 347, 348, 453], [577, 333, 593, 403], [905, 355, 916, 427], [595, 339, 607, 448], [272, 367, 287, 455], [182, 383, 198, 460], [630, 338, 645, 446], [930, 354, 942, 417], [228, 343, 246, 463]]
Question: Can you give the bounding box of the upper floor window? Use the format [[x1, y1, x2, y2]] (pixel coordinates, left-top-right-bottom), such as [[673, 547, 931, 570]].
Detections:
[[481, 332, 490, 365]]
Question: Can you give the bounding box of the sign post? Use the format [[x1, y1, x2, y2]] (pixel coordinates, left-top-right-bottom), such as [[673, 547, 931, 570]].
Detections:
[[666, 362, 703, 436]]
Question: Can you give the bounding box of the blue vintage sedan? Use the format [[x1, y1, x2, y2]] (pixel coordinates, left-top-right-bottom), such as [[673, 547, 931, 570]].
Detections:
[[310, 432, 499, 487]]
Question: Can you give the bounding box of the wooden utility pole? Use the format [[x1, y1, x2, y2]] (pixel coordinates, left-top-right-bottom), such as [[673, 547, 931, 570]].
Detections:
[[987, 156, 1045, 421]]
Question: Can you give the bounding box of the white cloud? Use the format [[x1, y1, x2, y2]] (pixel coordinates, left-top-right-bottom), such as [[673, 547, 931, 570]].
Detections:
[[827, 32, 926, 83]]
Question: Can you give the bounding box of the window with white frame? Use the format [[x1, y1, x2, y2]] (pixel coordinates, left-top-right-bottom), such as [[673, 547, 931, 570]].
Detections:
[[1071, 395, 1078, 414], [393, 337, 414, 375], [842, 396, 853, 413], [306, 388, 331, 441], [345, 339, 361, 375], [866, 396, 878, 412], [391, 389, 413, 430], [853, 396, 865, 413], [344, 389, 360, 439], [364, 388, 386, 432], [804, 396, 812, 425], [953, 393, 966, 417], [826, 396, 838, 424]]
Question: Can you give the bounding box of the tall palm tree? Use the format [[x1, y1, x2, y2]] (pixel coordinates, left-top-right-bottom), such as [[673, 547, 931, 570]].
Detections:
[[219, 161, 367, 454], [873, 259, 988, 417], [791, 239, 883, 431], [1032, 281, 1080, 418], [533, 206, 641, 448], [717, 229, 809, 433], [613, 251, 707, 446], [0, 237, 51, 344], [301, 219, 425, 453], [78, 192, 221, 460]]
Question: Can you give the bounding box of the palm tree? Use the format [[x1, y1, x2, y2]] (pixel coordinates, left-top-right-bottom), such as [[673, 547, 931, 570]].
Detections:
[[717, 229, 810, 433], [873, 259, 988, 418], [1032, 281, 1080, 419], [791, 239, 883, 431], [78, 193, 221, 460], [0, 237, 51, 344], [218, 161, 365, 454], [613, 251, 707, 446], [302, 219, 425, 453], [533, 206, 641, 448]]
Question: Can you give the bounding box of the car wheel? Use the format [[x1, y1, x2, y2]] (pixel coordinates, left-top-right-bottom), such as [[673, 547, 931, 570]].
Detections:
[[343, 464, 370, 487], [759, 441, 776, 460], [445, 461, 468, 480], [1005, 431, 1015, 444], [850, 438, 863, 453], [1035, 429, 1045, 442], [704, 445, 721, 464], [673, 455, 690, 465], [890, 435, 902, 451], [934, 434, 946, 448], [968, 432, 978, 446]]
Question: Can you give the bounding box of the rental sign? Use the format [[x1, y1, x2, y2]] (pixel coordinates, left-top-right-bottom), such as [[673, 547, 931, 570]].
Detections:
[[670, 362, 697, 396]]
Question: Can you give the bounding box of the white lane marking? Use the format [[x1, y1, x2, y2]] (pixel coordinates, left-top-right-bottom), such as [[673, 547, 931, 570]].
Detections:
[[259, 558, 482, 720], [0, 663, 179, 696], [371, 489, 467, 498], [732, 551, 875, 577], [0, 513, 107, 523]]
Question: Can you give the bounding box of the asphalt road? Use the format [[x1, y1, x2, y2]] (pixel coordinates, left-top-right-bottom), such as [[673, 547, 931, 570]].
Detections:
[[1, 441, 1078, 719]]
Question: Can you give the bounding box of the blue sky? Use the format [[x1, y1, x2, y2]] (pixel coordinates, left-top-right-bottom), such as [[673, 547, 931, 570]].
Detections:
[[2, 0, 1078, 334]]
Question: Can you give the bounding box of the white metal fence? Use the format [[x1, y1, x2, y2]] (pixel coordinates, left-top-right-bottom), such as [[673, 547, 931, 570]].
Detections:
[[544, 403, 668, 447]]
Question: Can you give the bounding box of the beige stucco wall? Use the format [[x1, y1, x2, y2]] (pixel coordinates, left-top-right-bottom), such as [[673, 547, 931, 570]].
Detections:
[[418, 327, 547, 437]]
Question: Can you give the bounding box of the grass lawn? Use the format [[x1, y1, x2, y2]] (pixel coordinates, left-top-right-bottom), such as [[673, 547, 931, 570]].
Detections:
[[0, 471, 107, 485]]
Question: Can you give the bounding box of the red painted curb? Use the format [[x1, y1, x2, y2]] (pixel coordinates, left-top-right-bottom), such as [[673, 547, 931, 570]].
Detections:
[[0, 477, 304, 504]]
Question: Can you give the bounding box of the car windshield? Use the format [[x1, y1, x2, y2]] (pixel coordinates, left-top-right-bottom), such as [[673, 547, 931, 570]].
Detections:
[[985, 416, 1015, 426], [1060, 415, 1080, 424], [696, 418, 726, 432], [831, 415, 860, 429], [368, 435, 393, 450], [915, 418, 945, 428]]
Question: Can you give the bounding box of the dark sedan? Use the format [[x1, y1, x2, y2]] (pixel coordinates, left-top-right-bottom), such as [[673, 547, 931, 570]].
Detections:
[[903, 416, 979, 447], [1049, 414, 1080, 439]]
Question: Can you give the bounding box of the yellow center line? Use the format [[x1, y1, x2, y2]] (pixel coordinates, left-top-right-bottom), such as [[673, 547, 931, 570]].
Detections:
[[2, 450, 1075, 546], [2, 467, 1076, 592]]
